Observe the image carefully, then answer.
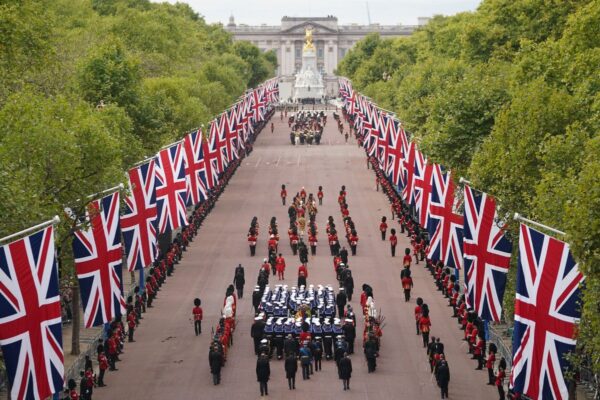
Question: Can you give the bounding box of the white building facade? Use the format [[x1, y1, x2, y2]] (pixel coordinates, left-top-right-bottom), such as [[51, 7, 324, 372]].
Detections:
[[225, 16, 423, 77]]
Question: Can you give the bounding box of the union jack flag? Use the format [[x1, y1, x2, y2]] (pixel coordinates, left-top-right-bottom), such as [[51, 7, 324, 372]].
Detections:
[[73, 192, 127, 328], [413, 160, 434, 228], [384, 117, 408, 187], [401, 142, 425, 206], [209, 117, 228, 173], [122, 160, 158, 271], [183, 129, 209, 205], [0, 225, 64, 400], [223, 108, 240, 162], [155, 142, 189, 234], [426, 167, 463, 269], [251, 88, 266, 124], [510, 224, 584, 400], [463, 185, 512, 321]]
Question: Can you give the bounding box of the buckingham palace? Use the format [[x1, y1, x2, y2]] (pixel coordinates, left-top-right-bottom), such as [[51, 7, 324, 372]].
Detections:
[[225, 16, 427, 77]]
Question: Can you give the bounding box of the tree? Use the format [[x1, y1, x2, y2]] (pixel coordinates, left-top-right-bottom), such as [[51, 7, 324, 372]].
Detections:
[[78, 37, 141, 108]]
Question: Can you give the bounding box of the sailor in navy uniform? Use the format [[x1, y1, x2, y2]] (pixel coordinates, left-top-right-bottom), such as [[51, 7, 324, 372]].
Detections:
[[323, 319, 334, 360]]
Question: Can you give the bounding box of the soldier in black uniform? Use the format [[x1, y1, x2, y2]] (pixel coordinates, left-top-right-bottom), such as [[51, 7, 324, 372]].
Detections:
[[298, 240, 309, 264], [323, 321, 334, 360], [343, 270, 354, 302], [339, 246, 349, 265], [209, 344, 224, 385], [251, 317, 266, 355], [285, 352, 298, 390], [342, 320, 356, 354], [364, 333, 378, 373], [233, 264, 245, 299], [252, 287, 262, 315], [336, 289, 347, 318], [256, 353, 271, 396], [312, 337, 324, 371], [284, 334, 298, 358]]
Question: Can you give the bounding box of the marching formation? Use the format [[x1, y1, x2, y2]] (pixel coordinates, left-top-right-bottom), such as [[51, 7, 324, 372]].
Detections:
[[288, 111, 326, 145]]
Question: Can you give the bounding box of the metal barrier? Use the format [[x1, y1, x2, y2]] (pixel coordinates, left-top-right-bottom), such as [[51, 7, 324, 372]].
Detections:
[[488, 324, 513, 371]]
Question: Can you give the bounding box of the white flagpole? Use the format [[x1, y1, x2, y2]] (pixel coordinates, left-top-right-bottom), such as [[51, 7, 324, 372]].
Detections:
[[86, 183, 125, 200], [513, 213, 566, 236], [160, 139, 183, 151], [0, 216, 60, 244]]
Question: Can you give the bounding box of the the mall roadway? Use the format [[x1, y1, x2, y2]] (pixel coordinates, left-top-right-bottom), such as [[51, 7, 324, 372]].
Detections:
[[95, 110, 497, 400]]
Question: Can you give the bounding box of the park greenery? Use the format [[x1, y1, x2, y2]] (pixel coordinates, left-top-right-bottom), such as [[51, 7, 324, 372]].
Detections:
[[337, 0, 600, 374], [0, 0, 275, 354]]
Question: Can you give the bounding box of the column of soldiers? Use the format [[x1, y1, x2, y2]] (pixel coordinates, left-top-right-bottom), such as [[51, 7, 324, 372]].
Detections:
[[65, 111, 280, 399], [289, 111, 326, 146], [207, 284, 238, 386], [336, 186, 359, 256], [363, 142, 515, 400]]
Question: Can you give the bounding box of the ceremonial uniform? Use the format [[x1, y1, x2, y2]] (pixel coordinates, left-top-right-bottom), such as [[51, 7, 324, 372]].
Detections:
[[285, 354, 298, 390], [436, 360, 450, 399], [379, 220, 388, 241], [233, 265, 245, 299], [390, 233, 398, 257], [299, 346, 312, 380], [339, 355, 353, 390], [127, 310, 136, 342], [308, 233, 317, 255], [251, 318, 266, 355], [364, 336, 378, 372], [281, 188, 287, 206], [496, 368, 506, 400], [419, 315, 431, 347], [336, 290, 347, 318], [248, 233, 257, 256], [193, 305, 203, 335], [317, 189, 323, 205], [256, 355, 271, 396], [290, 233, 299, 255], [349, 233, 358, 256], [97, 352, 108, 386], [401, 276, 413, 302], [342, 321, 356, 354], [275, 256, 286, 280], [209, 347, 224, 385], [487, 351, 496, 385]]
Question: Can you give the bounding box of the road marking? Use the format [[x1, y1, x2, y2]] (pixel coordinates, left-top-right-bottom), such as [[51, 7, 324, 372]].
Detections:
[[275, 155, 281, 167], [255, 157, 262, 167]]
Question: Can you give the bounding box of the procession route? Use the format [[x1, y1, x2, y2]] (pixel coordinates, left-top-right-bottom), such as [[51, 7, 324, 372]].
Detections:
[[95, 111, 497, 399]]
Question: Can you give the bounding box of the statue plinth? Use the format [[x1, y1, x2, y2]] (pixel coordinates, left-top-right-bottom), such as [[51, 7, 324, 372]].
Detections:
[[293, 28, 324, 101]]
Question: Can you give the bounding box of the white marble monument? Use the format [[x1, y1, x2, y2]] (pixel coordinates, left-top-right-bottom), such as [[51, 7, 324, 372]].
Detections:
[[293, 28, 324, 102]]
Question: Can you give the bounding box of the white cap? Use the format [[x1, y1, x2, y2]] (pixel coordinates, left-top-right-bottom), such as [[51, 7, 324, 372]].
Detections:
[[261, 339, 268, 344]]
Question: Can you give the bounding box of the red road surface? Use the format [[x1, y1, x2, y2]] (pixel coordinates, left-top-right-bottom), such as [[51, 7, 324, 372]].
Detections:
[[94, 111, 496, 399]]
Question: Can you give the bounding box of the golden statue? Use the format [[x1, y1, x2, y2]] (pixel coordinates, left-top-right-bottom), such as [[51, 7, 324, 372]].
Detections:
[[303, 27, 315, 52]]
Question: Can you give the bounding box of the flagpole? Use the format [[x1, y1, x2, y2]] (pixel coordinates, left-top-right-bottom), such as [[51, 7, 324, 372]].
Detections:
[[131, 156, 155, 169], [160, 139, 183, 151], [0, 215, 60, 244], [513, 213, 566, 236], [86, 183, 125, 200]]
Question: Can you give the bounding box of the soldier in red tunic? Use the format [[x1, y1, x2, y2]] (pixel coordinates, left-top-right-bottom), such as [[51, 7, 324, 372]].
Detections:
[[419, 309, 432, 348], [317, 186, 324, 205], [275, 253, 286, 280], [127, 307, 136, 342], [379, 217, 388, 241], [281, 184, 287, 206], [248, 230, 257, 256], [97, 351, 108, 386], [401, 274, 413, 302], [349, 231, 358, 256], [389, 228, 398, 257], [193, 298, 203, 336]]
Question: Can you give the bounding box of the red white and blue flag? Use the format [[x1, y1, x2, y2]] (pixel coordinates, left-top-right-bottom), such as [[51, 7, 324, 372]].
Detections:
[[426, 168, 463, 269], [463, 185, 512, 321], [155, 142, 189, 233], [122, 160, 158, 271], [251, 88, 266, 124], [510, 224, 584, 400], [413, 160, 434, 228], [401, 142, 425, 206], [223, 108, 240, 162], [384, 118, 408, 187], [0, 225, 64, 400], [183, 129, 209, 205], [73, 192, 127, 328], [209, 117, 228, 173]]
